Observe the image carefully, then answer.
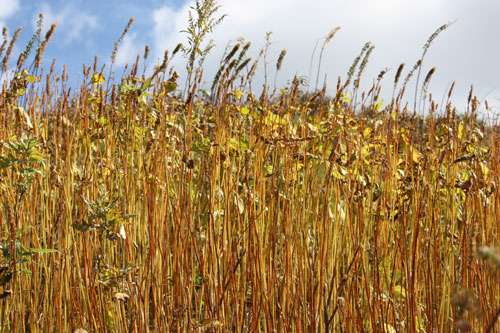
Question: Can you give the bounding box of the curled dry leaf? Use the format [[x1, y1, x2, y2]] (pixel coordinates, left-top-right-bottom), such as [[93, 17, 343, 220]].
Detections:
[[74, 329, 88, 333], [200, 318, 223, 330], [114, 292, 130, 301]]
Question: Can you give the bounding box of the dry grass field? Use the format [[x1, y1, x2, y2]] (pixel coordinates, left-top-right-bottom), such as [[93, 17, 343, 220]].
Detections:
[[0, 1, 499, 332]]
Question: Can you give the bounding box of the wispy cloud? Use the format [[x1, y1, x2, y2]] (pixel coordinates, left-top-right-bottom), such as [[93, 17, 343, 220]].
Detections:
[[34, 3, 98, 44], [151, 2, 191, 64], [0, 0, 20, 18], [0, 0, 20, 27], [115, 33, 141, 67]]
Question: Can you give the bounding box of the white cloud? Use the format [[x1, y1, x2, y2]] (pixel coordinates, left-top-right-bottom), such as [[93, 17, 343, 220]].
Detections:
[[150, 0, 500, 112], [0, 0, 20, 28], [115, 33, 141, 67], [152, 3, 191, 63], [67, 12, 98, 42], [34, 3, 98, 44], [0, 0, 19, 19]]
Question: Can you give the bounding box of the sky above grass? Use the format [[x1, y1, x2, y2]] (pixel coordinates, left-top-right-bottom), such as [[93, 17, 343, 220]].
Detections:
[[1, 0, 500, 115]]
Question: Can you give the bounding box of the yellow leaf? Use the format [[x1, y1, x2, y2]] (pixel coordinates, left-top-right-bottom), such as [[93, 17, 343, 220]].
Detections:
[[410, 146, 422, 164], [263, 164, 273, 176], [30, 153, 44, 161], [331, 165, 346, 180], [361, 145, 371, 160], [239, 106, 250, 115], [91, 73, 105, 84], [416, 316, 425, 332], [107, 310, 114, 326], [391, 112, 397, 121], [374, 99, 383, 111], [363, 127, 372, 139], [232, 90, 244, 100], [400, 128, 410, 145], [480, 162, 489, 178], [458, 121, 464, 141], [458, 169, 471, 182]]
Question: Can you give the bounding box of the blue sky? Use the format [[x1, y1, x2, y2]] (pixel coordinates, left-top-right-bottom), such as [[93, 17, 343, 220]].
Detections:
[[1, 0, 184, 74], [1, 0, 500, 115]]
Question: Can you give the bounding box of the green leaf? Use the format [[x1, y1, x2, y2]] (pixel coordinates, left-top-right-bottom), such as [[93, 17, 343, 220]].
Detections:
[[263, 164, 273, 176], [21, 268, 32, 275], [17, 227, 32, 237], [29, 153, 44, 162], [0, 157, 12, 168], [191, 138, 210, 153], [17, 257, 30, 264], [165, 82, 177, 93], [394, 285, 406, 299], [142, 76, 153, 89], [415, 316, 425, 332]]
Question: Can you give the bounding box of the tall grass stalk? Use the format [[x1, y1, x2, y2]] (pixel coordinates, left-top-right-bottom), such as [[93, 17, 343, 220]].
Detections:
[[315, 27, 341, 92], [413, 21, 455, 114]]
